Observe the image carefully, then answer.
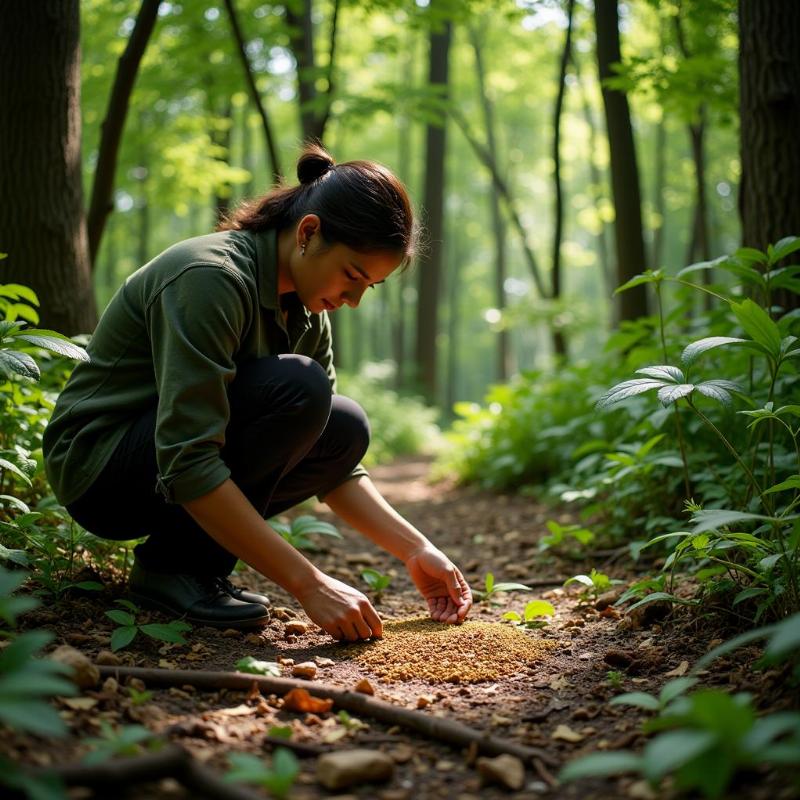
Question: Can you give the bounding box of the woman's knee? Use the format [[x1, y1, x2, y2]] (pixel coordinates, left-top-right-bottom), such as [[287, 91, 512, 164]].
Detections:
[[327, 395, 371, 463]]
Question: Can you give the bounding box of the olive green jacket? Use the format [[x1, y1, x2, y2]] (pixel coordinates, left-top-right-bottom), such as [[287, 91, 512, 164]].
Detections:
[[43, 228, 366, 506]]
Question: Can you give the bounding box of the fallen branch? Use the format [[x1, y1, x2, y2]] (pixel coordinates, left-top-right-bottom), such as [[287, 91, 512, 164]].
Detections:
[[24, 744, 264, 800], [99, 665, 558, 767]]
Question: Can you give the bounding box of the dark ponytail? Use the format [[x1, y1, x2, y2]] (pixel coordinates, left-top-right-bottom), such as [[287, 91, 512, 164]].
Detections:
[[218, 143, 417, 263]]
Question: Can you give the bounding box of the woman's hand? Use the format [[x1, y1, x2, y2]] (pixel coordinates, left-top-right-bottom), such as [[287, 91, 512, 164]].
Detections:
[[404, 546, 472, 624], [295, 573, 383, 642]]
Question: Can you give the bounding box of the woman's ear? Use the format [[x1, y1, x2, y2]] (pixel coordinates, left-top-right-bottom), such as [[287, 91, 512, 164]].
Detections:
[[296, 214, 321, 249]]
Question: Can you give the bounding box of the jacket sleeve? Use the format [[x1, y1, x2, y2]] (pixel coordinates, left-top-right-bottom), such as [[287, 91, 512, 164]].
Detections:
[[146, 265, 251, 504]]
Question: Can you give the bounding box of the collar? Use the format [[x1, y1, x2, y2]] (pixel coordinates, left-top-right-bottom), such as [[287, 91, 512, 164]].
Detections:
[[252, 227, 312, 340]]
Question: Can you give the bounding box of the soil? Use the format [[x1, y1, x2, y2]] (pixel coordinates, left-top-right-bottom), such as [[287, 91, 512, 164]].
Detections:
[[5, 455, 799, 799]]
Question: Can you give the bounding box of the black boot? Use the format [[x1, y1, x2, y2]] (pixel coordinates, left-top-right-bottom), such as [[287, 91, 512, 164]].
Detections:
[[129, 560, 269, 629], [216, 576, 271, 607]]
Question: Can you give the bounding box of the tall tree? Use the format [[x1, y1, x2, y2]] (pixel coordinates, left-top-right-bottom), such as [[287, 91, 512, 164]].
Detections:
[[739, 0, 800, 310], [86, 0, 161, 268], [595, 0, 648, 320], [415, 8, 452, 402], [0, 1, 97, 335]]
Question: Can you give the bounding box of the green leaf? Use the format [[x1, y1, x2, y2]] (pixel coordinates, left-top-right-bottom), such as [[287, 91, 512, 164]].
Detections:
[[0, 458, 33, 486], [764, 612, 800, 662], [110, 626, 137, 652], [636, 365, 684, 382], [0, 699, 68, 737], [609, 692, 660, 711], [642, 730, 715, 780], [559, 751, 642, 782], [492, 581, 532, 593], [768, 236, 800, 264], [290, 515, 341, 538], [690, 509, 773, 533], [693, 380, 739, 405], [627, 592, 696, 612], [733, 587, 768, 606], [659, 677, 699, 705], [615, 270, 662, 294], [763, 475, 800, 495], [105, 609, 135, 627], [564, 574, 594, 588], [596, 379, 665, 409], [0, 349, 39, 380], [734, 246, 768, 265], [484, 572, 494, 593], [140, 623, 189, 644], [502, 611, 522, 622], [730, 299, 782, 358], [523, 600, 555, 620], [694, 625, 775, 671], [236, 656, 281, 676], [681, 337, 747, 365], [14, 331, 89, 362], [657, 384, 694, 406]]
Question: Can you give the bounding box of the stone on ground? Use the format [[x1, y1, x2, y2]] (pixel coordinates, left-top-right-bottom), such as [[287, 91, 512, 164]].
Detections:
[[316, 749, 395, 790]]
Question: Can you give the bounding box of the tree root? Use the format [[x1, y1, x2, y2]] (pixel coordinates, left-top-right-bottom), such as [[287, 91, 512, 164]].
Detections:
[[98, 664, 558, 767], [24, 743, 265, 800]]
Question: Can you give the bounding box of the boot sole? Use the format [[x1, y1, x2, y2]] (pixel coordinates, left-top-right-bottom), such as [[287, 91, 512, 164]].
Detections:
[[129, 591, 270, 630]]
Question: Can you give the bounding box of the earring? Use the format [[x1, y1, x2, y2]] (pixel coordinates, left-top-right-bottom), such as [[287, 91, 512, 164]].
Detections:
[[300, 243, 306, 256]]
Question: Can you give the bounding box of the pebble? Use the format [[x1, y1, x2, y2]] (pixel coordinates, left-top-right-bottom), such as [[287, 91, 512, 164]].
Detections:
[[476, 754, 526, 791], [95, 649, 121, 667], [354, 678, 375, 695], [316, 749, 394, 790], [285, 621, 308, 636], [221, 629, 240, 638], [292, 662, 318, 679], [49, 645, 99, 689]]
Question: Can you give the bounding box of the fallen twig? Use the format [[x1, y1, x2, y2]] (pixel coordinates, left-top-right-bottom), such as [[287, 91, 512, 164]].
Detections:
[[23, 744, 265, 800], [99, 665, 558, 767]]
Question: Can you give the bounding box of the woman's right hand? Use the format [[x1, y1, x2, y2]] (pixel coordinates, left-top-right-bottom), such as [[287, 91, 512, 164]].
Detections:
[[295, 573, 383, 641]]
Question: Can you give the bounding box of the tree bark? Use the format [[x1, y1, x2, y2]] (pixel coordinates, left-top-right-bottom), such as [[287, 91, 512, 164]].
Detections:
[[738, 0, 800, 311], [0, 1, 97, 335], [86, 0, 161, 268], [550, 0, 576, 358], [223, 0, 282, 182], [470, 26, 510, 382], [415, 12, 451, 403], [594, 0, 648, 321]]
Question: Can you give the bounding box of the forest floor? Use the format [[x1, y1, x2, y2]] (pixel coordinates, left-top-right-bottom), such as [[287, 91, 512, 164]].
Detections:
[[7, 456, 799, 799]]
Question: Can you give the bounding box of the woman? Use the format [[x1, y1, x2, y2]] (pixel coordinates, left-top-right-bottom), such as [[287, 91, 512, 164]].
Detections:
[[43, 144, 472, 641]]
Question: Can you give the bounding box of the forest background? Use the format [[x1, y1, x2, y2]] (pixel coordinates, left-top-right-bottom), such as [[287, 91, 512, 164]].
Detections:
[[0, 0, 799, 797]]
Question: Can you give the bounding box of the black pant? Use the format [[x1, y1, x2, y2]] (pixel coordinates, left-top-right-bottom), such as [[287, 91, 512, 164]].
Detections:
[[66, 355, 369, 577]]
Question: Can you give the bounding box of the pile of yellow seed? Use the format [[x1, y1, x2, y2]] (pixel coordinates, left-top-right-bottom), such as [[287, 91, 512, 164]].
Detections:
[[350, 618, 557, 683]]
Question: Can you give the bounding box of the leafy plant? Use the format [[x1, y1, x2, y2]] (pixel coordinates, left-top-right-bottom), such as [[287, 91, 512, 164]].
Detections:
[[475, 571, 531, 602], [361, 567, 392, 596], [268, 515, 342, 551], [564, 569, 621, 603], [502, 599, 555, 628], [609, 676, 699, 712], [83, 721, 161, 765], [236, 656, 281, 677], [606, 670, 624, 690], [224, 749, 299, 799], [540, 519, 594, 553], [104, 599, 191, 652]]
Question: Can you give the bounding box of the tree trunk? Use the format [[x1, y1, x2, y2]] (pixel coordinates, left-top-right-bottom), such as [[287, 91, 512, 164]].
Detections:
[[738, 0, 800, 311], [594, 0, 648, 321], [415, 13, 451, 403], [87, 0, 161, 268], [0, 1, 97, 335], [550, 0, 576, 358], [470, 26, 510, 382]]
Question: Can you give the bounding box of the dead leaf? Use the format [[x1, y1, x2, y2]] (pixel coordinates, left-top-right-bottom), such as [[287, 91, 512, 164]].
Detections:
[[282, 687, 333, 713], [158, 659, 177, 669], [62, 697, 98, 710], [664, 660, 689, 677], [551, 724, 585, 743], [549, 676, 570, 691], [219, 704, 254, 717], [354, 678, 375, 695], [490, 713, 514, 727]]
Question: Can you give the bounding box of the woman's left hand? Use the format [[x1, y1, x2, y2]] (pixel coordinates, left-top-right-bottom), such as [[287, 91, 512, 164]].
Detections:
[[404, 546, 472, 624]]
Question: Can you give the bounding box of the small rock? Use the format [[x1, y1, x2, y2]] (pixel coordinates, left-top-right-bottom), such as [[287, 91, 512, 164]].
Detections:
[[388, 744, 414, 764], [222, 628, 240, 638], [595, 587, 625, 611], [627, 779, 657, 799], [476, 754, 525, 791], [95, 649, 121, 667], [101, 677, 119, 694], [604, 649, 635, 669], [285, 621, 308, 636], [50, 645, 99, 689], [127, 677, 146, 692], [272, 607, 294, 621], [551, 724, 585, 743], [292, 662, 318, 679], [315, 656, 335, 667], [354, 678, 375, 695], [316, 749, 394, 790], [278, 657, 295, 666], [244, 633, 262, 645], [345, 552, 378, 566], [416, 694, 435, 709]]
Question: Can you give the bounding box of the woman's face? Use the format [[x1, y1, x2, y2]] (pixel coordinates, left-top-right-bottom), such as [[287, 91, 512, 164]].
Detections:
[[289, 217, 403, 314]]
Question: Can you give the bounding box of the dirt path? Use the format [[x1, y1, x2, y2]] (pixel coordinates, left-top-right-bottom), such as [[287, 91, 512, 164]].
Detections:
[[9, 457, 796, 799]]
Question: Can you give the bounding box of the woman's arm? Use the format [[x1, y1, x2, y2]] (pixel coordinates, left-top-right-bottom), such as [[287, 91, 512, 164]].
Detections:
[[323, 476, 473, 624], [183, 478, 382, 641]]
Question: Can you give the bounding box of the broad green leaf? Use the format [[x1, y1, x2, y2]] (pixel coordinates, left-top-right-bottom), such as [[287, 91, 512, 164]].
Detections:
[[734, 247, 768, 264], [657, 383, 694, 406], [642, 730, 715, 780], [0, 284, 39, 304], [676, 256, 728, 279], [14, 332, 89, 362], [291, 515, 341, 538], [694, 625, 775, 671], [689, 510, 773, 533], [110, 626, 137, 652], [523, 600, 555, 619], [733, 587, 768, 606], [140, 623, 189, 644], [484, 572, 495, 593], [0, 699, 68, 737], [596, 379, 665, 409], [627, 592, 696, 612], [743, 712, 800, 753], [635, 365, 684, 382], [502, 611, 522, 622], [559, 751, 642, 782], [659, 677, 699, 705], [564, 574, 593, 588], [492, 581, 532, 593], [730, 299, 782, 358], [105, 609, 135, 627], [681, 337, 747, 365], [0, 349, 39, 380], [764, 612, 800, 661], [768, 236, 800, 264], [236, 656, 281, 676], [763, 476, 800, 494], [615, 271, 662, 294], [609, 692, 660, 711]]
